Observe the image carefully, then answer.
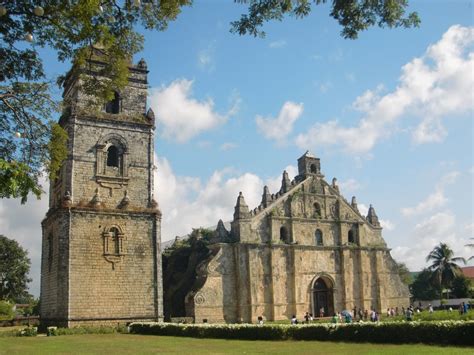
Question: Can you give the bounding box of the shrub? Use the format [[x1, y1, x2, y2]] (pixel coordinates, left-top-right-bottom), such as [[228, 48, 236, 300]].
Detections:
[[43, 325, 128, 336], [0, 301, 14, 320], [129, 321, 474, 346], [17, 326, 37, 337]]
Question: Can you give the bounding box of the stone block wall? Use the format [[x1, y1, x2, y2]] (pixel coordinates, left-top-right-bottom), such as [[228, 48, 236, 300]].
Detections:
[[67, 210, 160, 324]]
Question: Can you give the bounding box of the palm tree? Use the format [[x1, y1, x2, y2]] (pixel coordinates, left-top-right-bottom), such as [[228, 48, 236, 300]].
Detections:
[[426, 243, 466, 298], [465, 238, 474, 261]]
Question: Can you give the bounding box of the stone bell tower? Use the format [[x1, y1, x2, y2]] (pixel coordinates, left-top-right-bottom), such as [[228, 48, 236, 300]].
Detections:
[[40, 51, 163, 327]]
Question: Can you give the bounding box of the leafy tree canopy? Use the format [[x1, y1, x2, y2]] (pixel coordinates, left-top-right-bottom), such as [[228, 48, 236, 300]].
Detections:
[[395, 261, 413, 285], [410, 268, 439, 301], [232, 0, 420, 39], [0, 235, 32, 302], [451, 274, 472, 299], [0, 0, 419, 203]]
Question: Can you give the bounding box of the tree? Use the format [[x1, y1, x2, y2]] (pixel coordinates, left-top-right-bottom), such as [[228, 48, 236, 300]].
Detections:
[[395, 261, 413, 285], [466, 238, 474, 261], [232, 0, 420, 39], [1, 1, 419, 202], [451, 274, 472, 298], [0, 235, 32, 302], [410, 268, 438, 301], [426, 243, 466, 298]]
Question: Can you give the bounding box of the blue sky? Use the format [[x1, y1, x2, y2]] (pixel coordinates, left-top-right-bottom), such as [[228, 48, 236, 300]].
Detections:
[[1, 1, 473, 297]]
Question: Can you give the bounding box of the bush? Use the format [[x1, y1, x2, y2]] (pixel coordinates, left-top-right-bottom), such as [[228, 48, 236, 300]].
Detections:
[[45, 325, 128, 336], [17, 326, 37, 337], [42, 325, 128, 336], [0, 301, 14, 320], [129, 321, 474, 346]]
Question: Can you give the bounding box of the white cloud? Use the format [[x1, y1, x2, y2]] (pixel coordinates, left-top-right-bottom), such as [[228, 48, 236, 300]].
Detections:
[[269, 40, 287, 48], [156, 157, 297, 241], [338, 178, 361, 195], [318, 81, 332, 93], [465, 223, 474, 237], [358, 203, 368, 217], [391, 211, 471, 270], [400, 190, 447, 217], [264, 165, 298, 193], [380, 219, 395, 231], [150, 79, 237, 142], [296, 25, 474, 155], [401, 171, 459, 216], [256, 101, 304, 144], [197, 42, 216, 71], [220, 142, 238, 151], [0, 177, 49, 297]]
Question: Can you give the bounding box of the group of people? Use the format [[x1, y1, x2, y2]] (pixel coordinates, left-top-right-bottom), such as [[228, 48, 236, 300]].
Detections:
[[258, 302, 470, 325], [459, 302, 469, 315]]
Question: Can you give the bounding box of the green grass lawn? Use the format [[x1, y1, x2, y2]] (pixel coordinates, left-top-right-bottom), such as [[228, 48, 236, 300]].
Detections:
[[0, 333, 471, 355]]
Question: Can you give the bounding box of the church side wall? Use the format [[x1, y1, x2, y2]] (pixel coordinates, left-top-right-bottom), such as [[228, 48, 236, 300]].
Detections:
[[192, 244, 239, 323]]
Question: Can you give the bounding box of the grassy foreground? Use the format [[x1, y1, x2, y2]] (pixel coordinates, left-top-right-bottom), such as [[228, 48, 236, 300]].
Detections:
[[0, 333, 471, 354]]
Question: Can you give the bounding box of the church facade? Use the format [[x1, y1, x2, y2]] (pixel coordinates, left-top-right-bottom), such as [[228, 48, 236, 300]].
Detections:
[[182, 152, 409, 323], [40, 53, 163, 327]]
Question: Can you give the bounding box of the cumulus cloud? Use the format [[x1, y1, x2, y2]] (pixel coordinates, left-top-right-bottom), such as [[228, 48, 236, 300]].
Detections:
[[401, 171, 459, 216], [0, 177, 49, 297], [150, 79, 238, 142], [197, 41, 216, 71], [296, 25, 474, 154], [220, 142, 238, 151], [338, 178, 361, 195], [156, 157, 297, 241], [269, 40, 287, 48], [256, 101, 304, 144], [391, 211, 471, 270], [380, 219, 395, 231], [318, 81, 332, 93], [358, 203, 369, 217]]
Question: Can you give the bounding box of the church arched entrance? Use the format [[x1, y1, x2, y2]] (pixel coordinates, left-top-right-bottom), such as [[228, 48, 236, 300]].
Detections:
[[311, 277, 334, 317]]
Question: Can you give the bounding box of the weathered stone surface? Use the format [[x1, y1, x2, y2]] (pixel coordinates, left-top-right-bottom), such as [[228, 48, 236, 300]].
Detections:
[[40, 58, 163, 327], [181, 152, 409, 323]]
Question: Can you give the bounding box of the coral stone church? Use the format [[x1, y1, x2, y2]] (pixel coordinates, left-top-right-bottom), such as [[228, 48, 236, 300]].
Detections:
[[40, 58, 409, 326], [177, 152, 410, 323]]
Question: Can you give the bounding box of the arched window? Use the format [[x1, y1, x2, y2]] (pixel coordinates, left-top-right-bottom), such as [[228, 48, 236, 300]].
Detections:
[[314, 202, 321, 218], [310, 164, 317, 173], [106, 145, 119, 167], [280, 226, 289, 243], [105, 91, 121, 114], [96, 135, 129, 185], [110, 227, 121, 255], [348, 230, 354, 244], [348, 225, 358, 244], [315, 229, 323, 246]]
